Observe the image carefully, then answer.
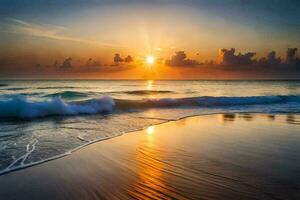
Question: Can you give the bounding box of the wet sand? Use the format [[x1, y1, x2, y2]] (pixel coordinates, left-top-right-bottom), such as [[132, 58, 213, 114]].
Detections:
[[0, 114, 299, 200]]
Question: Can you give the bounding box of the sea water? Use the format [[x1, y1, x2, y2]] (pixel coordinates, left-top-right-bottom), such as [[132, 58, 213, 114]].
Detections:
[[0, 80, 300, 174]]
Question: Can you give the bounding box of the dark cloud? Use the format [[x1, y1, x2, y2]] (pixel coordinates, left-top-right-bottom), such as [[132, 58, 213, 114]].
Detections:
[[165, 51, 198, 66], [258, 51, 281, 67], [124, 55, 133, 63], [212, 48, 300, 78], [81, 58, 102, 72], [113, 53, 123, 64], [86, 58, 101, 68], [286, 48, 297, 62], [286, 48, 300, 65], [164, 48, 299, 79], [220, 48, 256, 66], [257, 48, 300, 68], [0, 48, 299, 79], [113, 54, 133, 64], [60, 57, 72, 70]]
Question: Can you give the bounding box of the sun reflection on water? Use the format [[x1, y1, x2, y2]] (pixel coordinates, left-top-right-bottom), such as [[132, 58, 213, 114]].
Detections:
[[147, 80, 153, 90], [146, 126, 155, 135], [128, 124, 169, 199]]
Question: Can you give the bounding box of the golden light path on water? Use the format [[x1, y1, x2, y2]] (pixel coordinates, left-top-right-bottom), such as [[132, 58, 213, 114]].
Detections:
[[146, 80, 153, 90], [129, 123, 172, 199]]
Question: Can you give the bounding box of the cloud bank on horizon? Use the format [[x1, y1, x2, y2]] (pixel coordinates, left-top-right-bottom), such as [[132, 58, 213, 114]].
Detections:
[[0, 0, 299, 79], [1, 47, 299, 79]]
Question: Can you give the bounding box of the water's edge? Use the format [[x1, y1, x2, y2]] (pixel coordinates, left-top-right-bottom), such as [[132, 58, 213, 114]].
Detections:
[[0, 111, 298, 177]]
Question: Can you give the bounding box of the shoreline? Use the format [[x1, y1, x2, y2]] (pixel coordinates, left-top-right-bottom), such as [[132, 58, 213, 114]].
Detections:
[[0, 113, 299, 199], [0, 111, 299, 177]]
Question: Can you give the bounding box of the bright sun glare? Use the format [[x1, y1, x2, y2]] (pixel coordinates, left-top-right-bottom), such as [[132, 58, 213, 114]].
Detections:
[[146, 56, 155, 65], [146, 126, 155, 135]]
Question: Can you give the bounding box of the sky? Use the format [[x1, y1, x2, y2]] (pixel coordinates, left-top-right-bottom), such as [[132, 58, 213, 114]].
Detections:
[[0, 0, 299, 79]]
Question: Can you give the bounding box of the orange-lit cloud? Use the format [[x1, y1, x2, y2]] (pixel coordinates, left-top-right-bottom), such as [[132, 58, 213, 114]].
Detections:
[[0, 47, 299, 80]]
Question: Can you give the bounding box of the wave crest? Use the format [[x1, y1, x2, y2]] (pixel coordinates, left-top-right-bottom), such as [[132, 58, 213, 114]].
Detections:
[[0, 95, 114, 119], [43, 91, 94, 99], [0, 95, 299, 119], [116, 95, 300, 109]]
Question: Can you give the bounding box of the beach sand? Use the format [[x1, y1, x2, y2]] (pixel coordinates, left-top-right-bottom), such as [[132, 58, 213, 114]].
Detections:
[[0, 114, 299, 200]]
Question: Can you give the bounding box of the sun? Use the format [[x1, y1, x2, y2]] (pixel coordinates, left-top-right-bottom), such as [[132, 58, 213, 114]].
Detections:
[[146, 56, 155, 65]]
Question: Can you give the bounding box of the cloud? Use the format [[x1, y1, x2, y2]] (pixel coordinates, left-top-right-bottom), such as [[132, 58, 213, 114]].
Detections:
[[165, 51, 198, 66], [220, 48, 299, 69], [212, 48, 300, 78], [5, 18, 86, 43], [219, 48, 256, 66], [286, 48, 297, 61], [124, 55, 134, 63], [164, 47, 299, 79], [0, 46, 299, 79], [286, 48, 300, 65], [113, 54, 134, 64], [2, 18, 127, 48], [114, 53, 123, 63], [257, 48, 300, 68], [86, 58, 101, 67], [258, 51, 281, 66], [60, 57, 72, 70]]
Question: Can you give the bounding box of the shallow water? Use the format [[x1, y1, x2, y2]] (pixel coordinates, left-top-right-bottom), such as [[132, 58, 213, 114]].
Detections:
[[0, 80, 299, 174], [0, 114, 299, 200]]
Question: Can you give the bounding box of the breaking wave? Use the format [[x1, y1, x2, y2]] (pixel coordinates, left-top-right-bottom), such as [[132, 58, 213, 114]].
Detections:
[[0, 95, 114, 119], [0, 95, 299, 119], [43, 91, 96, 99]]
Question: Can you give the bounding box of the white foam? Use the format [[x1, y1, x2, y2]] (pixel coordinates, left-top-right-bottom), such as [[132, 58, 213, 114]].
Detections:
[[0, 94, 300, 119], [0, 95, 115, 119]]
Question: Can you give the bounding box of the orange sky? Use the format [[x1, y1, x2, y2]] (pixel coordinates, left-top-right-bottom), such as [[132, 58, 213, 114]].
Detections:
[[0, 1, 299, 79]]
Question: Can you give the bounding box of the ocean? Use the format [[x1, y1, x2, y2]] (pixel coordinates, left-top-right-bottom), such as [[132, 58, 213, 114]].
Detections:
[[0, 80, 300, 175]]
